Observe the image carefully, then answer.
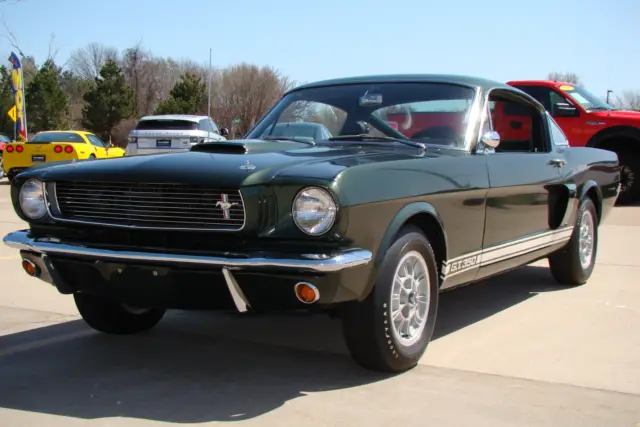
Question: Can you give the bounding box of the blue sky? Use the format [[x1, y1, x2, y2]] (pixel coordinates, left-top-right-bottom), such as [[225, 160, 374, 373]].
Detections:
[[1, 0, 639, 100]]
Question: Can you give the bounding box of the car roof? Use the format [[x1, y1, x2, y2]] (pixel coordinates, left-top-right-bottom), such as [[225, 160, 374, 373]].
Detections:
[[288, 74, 513, 94], [34, 130, 91, 135], [507, 79, 579, 88], [138, 114, 209, 122]]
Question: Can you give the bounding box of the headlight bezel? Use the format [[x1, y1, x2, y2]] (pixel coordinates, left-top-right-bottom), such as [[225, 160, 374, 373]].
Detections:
[[291, 186, 339, 236], [18, 178, 47, 220]]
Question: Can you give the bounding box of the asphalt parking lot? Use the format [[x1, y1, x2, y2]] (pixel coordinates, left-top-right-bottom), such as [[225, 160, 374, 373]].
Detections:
[[0, 179, 639, 427]]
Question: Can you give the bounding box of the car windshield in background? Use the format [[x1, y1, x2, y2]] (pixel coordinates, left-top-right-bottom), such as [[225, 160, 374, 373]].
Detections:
[[135, 119, 198, 130], [29, 132, 85, 143], [558, 84, 614, 111], [246, 82, 477, 148]]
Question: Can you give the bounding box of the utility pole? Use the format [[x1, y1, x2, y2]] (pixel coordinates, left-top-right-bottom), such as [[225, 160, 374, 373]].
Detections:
[[606, 90, 613, 105], [207, 48, 212, 118]]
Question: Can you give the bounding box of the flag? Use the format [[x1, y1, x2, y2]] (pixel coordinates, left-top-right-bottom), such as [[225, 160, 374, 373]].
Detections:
[[8, 52, 27, 141]]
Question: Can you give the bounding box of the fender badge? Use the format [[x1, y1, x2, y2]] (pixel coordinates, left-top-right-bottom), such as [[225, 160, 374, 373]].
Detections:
[[239, 160, 256, 170]]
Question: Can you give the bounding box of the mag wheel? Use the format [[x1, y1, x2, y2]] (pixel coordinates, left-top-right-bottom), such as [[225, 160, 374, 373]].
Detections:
[[341, 225, 439, 373], [548, 197, 598, 286], [74, 292, 166, 335]]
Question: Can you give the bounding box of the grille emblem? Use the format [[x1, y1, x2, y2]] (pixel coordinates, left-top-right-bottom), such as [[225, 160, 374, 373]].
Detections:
[[216, 194, 238, 219]]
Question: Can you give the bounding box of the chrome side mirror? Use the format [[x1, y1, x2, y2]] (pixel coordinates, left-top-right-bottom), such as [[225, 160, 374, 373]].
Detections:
[[480, 131, 500, 149]]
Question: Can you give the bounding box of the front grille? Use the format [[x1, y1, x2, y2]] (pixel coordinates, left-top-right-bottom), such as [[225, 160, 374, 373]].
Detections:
[[52, 181, 245, 230]]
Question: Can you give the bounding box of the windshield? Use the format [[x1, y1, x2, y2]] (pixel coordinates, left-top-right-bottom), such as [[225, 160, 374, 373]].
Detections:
[[135, 119, 198, 130], [557, 84, 613, 111], [245, 82, 477, 148]]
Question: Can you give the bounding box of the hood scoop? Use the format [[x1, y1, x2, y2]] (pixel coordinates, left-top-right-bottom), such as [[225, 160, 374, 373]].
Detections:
[[191, 142, 248, 154], [190, 139, 314, 155]]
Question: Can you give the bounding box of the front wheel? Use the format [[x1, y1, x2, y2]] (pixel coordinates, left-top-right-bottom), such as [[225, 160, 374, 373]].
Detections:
[[341, 226, 439, 373], [74, 292, 166, 335], [548, 197, 598, 286]]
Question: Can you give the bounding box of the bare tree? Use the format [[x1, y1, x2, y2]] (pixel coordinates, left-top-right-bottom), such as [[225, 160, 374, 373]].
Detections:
[[548, 72, 582, 86], [212, 63, 297, 134], [612, 90, 640, 111], [67, 42, 118, 80]]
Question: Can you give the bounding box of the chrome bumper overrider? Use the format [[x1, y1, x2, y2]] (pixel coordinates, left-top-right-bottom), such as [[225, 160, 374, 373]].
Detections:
[[3, 230, 373, 312]]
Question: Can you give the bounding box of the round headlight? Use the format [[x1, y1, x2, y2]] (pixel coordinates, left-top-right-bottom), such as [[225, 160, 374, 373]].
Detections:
[[292, 187, 337, 236], [19, 179, 47, 219]]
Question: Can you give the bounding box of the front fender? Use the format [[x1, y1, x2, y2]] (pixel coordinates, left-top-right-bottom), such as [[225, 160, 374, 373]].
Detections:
[[375, 201, 447, 265]]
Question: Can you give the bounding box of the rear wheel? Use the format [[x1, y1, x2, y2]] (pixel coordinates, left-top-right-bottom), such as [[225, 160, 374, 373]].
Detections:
[[616, 152, 639, 205], [73, 292, 166, 335], [341, 226, 439, 372], [548, 197, 598, 286]]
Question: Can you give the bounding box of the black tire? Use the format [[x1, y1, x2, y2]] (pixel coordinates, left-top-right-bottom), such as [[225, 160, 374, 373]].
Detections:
[[548, 197, 598, 286], [341, 225, 439, 373], [616, 152, 639, 205], [73, 292, 166, 335], [88, 154, 96, 160]]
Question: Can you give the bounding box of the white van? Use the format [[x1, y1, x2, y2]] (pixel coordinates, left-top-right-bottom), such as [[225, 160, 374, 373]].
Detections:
[[126, 114, 228, 156]]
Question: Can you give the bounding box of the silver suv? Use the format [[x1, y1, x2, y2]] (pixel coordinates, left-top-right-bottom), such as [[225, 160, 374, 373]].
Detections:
[[126, 114, 228, 156]]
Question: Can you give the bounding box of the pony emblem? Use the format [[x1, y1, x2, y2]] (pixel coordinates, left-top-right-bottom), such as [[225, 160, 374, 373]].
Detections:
[[216, 194, 238, 219]]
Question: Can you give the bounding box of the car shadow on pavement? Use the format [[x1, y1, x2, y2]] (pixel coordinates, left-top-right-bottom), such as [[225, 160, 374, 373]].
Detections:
[[0, 264, 567, 423]]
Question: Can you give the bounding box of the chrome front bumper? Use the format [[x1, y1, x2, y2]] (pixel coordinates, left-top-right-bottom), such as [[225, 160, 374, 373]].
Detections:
[[3, 230, 372, 273], [3, 230, 373, 312]]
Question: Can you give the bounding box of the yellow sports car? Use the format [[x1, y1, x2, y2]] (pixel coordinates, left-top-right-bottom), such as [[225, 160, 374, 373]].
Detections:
[[2, 130, 126, 180]]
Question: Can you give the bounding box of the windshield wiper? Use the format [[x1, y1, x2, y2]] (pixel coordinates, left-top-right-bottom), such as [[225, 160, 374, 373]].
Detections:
[[262, 136, 315, 146], [587, 106, 611, 111], [328, 134, 426, 150]]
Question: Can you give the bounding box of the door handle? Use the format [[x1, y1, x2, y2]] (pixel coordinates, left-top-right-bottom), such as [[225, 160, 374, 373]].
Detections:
[[548, 158, 567, 167]]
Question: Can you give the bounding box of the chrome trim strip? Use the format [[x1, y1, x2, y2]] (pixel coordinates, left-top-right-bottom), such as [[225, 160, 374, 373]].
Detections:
[[442, 226, 574, 278], [45, 182, 247, 232], [2, 230, 372, 273], [222, 268, 251, 312]]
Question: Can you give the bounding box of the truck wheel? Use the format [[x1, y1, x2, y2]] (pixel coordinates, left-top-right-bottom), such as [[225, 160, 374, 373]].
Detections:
[[548, 197, 598, 286], [341, 225, 439, 373], [616, 152, 639, 205], [73, 292, 166, 335]]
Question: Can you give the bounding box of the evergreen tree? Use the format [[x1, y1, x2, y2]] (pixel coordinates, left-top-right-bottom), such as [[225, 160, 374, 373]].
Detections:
[[24, 59, 69, 132], [82, 59, 134, 140], [154, 72, 206, 115]]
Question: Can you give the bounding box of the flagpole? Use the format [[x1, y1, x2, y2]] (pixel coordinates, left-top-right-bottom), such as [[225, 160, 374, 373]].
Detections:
[[207, 48, 212, 117]]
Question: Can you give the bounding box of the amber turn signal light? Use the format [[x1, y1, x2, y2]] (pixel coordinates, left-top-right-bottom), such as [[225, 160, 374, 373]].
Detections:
[[21, 259, 40, 277], [294, 282, 320, 304]]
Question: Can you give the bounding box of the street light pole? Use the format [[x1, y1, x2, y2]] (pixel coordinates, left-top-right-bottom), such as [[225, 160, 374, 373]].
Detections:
[[207, 48, 212, 117]]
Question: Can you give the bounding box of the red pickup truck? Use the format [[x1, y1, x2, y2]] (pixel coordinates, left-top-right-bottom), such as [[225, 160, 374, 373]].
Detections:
[[507, 80, 639, 205]]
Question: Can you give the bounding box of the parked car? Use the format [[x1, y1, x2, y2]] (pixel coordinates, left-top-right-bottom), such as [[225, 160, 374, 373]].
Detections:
[[506, 80, 639, 205], [126, 114, 229, 156], [2, 131, 125, 181], [0, 133, 10, 179], [260, 121, 333, 142], [2, 74, 620, 373]]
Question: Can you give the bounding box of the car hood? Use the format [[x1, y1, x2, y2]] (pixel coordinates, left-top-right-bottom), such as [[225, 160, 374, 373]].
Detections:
[[22, 139, 452, 187], [591, 110, 640, 121]]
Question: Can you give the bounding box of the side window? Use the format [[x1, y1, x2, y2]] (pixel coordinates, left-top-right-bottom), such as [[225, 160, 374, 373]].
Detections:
[[489, 90, 549, 154], [209, 119, 219, 133], [197, 119, 212, 132], [86, 135, 106, 148], [547, 114, 569, 146]]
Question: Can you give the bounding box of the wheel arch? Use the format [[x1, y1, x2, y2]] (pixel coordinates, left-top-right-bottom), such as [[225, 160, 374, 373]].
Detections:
[[375, 202, 448, 278], [586, 125, 640, 153], [580, 180, 603, 224]]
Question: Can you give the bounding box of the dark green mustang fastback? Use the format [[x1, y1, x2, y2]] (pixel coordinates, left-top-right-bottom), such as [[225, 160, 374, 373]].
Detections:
[[3, 74, 621, 372]]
